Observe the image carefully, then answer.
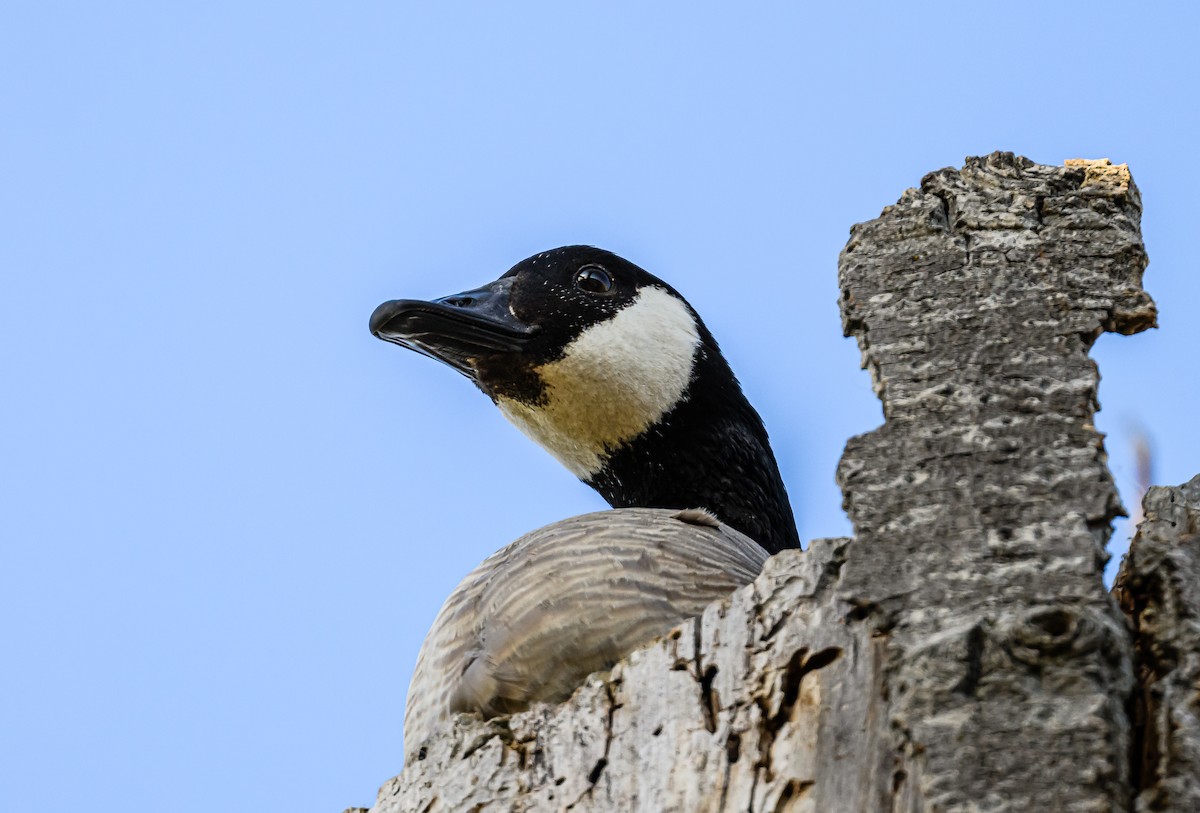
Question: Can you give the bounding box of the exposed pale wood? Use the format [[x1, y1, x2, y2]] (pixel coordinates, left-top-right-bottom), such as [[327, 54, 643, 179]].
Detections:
[[350, 154, 1183, 812]]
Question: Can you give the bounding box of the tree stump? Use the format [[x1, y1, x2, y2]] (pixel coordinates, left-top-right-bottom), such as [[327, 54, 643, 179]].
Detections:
[[1115, 474, 1200, 812], [349, 154, 1192, 813]]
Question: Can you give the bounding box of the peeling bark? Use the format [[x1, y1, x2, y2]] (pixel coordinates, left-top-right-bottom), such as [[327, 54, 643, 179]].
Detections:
[[349, 154, 1191, 812]]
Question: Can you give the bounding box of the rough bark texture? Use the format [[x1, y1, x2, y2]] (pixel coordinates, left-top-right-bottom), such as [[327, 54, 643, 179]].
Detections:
[[833, 153, 1155, 811], [1114, 475, 1200, 812], [349, 154, 1183, 813]]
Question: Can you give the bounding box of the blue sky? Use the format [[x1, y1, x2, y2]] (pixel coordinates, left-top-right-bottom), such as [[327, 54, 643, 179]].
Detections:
[[3, 3, 1197, 811]]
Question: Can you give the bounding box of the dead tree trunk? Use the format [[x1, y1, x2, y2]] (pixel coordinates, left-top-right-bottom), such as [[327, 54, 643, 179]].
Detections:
[[1114, 475, 1200, 811], [350, 154, 1192, 813]]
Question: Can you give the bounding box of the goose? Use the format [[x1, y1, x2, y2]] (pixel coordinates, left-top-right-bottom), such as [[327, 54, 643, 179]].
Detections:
[[370, 246, 799, 755]]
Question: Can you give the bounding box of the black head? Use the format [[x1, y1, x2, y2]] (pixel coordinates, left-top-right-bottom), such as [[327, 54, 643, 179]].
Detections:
[[371, 246, 694, 401], [371, 246, 800, 553]]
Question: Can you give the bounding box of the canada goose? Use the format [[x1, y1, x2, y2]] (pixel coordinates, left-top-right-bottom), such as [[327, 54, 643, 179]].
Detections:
[[371, 246, 799, 754]]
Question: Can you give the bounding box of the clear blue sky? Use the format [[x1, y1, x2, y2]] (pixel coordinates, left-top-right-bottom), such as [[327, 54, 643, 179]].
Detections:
[[3, 3, 1197, 811]]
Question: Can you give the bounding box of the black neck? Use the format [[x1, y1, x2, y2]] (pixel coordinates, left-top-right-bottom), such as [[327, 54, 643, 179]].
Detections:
[[584, 344, 800, 555]]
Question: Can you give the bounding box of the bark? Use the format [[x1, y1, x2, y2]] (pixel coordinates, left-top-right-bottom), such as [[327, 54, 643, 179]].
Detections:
[[1114, 475, 1200, 812], [348, 154, 1193, 813]]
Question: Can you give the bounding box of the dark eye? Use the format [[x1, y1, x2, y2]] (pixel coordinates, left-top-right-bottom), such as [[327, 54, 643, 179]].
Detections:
[[574, 265, 614, 294]]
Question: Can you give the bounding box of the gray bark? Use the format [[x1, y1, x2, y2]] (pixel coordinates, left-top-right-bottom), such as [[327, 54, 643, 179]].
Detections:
[[1115, 475, 1200, 812], [348, 154, 1193, 812]]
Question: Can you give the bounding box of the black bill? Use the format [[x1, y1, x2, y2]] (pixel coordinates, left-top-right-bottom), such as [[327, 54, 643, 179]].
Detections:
[[370, 275, 537, 378]]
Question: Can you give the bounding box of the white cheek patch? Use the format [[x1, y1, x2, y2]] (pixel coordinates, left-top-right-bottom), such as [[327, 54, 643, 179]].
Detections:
[[497, 286, 701, 479]]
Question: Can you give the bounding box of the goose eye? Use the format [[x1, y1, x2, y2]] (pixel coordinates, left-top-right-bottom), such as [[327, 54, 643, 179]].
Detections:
[[574, 265, 614, 294]]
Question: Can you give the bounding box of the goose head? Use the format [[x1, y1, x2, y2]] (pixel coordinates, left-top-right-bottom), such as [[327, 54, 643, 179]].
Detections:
[[371, 245, 799, 553]]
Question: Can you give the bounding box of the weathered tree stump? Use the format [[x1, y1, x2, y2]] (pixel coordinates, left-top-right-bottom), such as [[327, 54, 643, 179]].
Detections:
[[349, 154, 1192, 813], [1115, 475, 1200, 812]]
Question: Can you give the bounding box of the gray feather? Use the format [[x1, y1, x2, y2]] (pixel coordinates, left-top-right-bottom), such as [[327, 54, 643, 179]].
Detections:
[[403, 508, 768, 756]]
